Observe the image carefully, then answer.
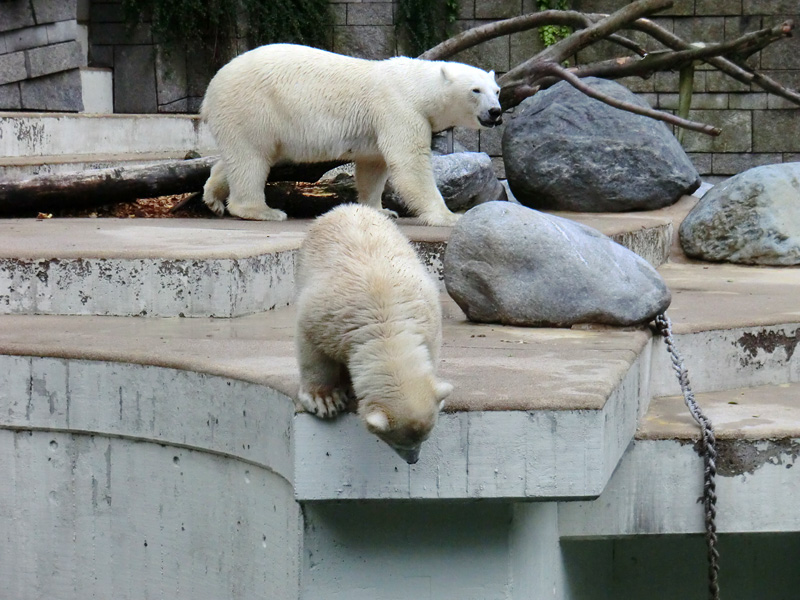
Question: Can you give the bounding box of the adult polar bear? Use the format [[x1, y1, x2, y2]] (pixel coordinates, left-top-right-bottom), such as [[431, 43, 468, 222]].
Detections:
[[201, 43, 503, 226]]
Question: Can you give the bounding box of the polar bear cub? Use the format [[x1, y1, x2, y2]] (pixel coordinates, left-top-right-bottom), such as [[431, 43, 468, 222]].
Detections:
[[295, 204, 453, 463], [201, 43, 502, 226]]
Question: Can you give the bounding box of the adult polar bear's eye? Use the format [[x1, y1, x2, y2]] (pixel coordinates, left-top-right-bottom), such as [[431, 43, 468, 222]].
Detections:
[[471, 88, 481, 94]]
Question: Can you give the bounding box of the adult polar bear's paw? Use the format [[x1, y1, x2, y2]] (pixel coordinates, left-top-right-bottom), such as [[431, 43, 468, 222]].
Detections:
[[418, 210, 461, 227], [227, 203, 288, 222], [298, 386, 351, 419]]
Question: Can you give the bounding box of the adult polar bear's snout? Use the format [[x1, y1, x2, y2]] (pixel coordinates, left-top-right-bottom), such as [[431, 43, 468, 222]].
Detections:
[[201, 43, 504, 226]]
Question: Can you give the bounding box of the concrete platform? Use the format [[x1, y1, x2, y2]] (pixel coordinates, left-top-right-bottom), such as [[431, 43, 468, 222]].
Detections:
[[2, 191, 800, 599]]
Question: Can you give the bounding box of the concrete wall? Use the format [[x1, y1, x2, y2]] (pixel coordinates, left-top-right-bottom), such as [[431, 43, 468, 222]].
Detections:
[[0, 354, 301, 599]]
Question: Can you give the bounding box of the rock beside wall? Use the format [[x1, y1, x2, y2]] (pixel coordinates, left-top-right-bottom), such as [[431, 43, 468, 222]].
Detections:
[[680, 162, 800, 265], [502, 78, 700, 212]]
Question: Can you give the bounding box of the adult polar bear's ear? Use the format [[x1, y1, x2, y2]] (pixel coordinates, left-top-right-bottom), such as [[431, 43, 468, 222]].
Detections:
[[440, 64, 454, 83], [365, 408, 390, 433], [435, 380, 454, 410]]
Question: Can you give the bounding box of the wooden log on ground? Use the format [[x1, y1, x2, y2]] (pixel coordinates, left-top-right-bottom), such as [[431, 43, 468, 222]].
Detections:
[[0, 156, 347, 216]]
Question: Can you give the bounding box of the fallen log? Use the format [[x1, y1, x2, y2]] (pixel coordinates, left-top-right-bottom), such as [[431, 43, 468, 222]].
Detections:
[[0, 156, 346, 216]]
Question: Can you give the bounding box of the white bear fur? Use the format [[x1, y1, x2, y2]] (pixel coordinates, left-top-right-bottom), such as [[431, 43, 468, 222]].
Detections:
[[201, 43, 502, 226], [295, 204, 452, 463]]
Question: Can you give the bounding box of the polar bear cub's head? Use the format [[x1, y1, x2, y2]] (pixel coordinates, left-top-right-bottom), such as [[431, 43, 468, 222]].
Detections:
[[440, 62, 503, 130], [360, 375, 453, 465], [353, 337, 453, 465]]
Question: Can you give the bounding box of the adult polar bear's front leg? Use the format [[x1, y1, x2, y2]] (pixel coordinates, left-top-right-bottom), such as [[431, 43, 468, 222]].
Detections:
[[379, 116, 459, 227]]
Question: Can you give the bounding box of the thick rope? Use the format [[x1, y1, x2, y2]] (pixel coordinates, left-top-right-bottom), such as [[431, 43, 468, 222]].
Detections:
[[653, 313, 720, 600]]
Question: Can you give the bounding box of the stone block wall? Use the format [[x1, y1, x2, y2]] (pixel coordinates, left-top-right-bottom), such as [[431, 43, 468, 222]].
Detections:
[[1, 0, 798, 178], [570, 0, 800, 178], [87, 0, 226, 113], [0, 0, 88, 111]]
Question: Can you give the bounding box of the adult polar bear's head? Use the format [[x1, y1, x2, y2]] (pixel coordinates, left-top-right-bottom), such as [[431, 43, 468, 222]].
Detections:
[[440, 62, 503, 130]]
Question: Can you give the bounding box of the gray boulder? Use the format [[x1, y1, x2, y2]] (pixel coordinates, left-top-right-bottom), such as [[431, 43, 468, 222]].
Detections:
[[319, 152, 506, 214], [502, 77, 700, 212], [680, 163, 800, 265], [443, 202, 671, 327]]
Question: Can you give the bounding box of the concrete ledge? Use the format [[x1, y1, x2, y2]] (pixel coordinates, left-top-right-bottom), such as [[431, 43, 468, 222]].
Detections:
[[0, 216, 673, 316], [0, 306, 652, 500], [0, 112, 215, 159]]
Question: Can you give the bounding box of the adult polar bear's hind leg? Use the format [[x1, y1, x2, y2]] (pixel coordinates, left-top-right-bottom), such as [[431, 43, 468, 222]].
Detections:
[[201, 44, 502, 225], [202, 160, 228, 216]]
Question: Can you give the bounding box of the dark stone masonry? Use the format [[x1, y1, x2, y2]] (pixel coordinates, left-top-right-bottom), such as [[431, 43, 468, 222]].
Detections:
[[0, 0, 797, 179]]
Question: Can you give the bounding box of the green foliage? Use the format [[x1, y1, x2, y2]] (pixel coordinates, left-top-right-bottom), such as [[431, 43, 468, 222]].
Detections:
[[537, 0, 572, 47], [121, 0, 331, 67], [397, 0, 460, 57]]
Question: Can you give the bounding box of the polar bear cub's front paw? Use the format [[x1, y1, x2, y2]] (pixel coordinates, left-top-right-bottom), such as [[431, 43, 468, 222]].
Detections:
[[298, 386, 350, 419]]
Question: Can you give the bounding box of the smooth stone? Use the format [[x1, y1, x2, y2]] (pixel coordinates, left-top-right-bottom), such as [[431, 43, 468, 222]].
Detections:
[[443, 201, 672, 327]]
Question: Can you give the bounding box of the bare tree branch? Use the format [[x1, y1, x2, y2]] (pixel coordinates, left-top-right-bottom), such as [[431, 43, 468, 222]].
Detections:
[[419, 10, 591, 60], [566, 21, 792, 82], [543, 63, 721, 135], [626, 16, 800, 105], [418, 0, 799, 131]]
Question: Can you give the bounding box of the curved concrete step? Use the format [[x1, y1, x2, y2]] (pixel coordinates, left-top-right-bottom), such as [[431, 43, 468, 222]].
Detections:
[[560, 381, 800, 538], [0, 214, 673, 317]]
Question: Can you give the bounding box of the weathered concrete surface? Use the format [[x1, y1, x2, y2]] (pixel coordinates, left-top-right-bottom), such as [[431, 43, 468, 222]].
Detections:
[[559, 438, 800, 537], [649, 261, 800, 396], [0, 112, 215, 159], [560, 382, 800, 538], [0, 215, 673, 316], [641, 382, 800, 442], [0, 304, 651, 500]]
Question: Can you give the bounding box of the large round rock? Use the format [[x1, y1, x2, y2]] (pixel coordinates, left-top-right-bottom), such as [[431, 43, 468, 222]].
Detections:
[[680, 162, 800, 265], [502, 78, 700, 212], [443, 202, 671, 327]]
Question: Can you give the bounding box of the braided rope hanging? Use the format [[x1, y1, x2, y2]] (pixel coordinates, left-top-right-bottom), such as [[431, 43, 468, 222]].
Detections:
[[654, 313, 720, 600]]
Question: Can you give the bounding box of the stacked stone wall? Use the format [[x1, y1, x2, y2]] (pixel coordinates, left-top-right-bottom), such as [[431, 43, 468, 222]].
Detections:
[[0, 0, 88, 111]]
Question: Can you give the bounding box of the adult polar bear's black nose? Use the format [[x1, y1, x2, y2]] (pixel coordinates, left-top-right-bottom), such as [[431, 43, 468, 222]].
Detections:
[[489, 107, 502, 119]]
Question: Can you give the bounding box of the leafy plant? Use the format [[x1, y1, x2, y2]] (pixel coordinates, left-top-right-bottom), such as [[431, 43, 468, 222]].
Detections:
[[121, 0, 331, 68], [537, 0, 571, 47], [397, 0, 460, 57]]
